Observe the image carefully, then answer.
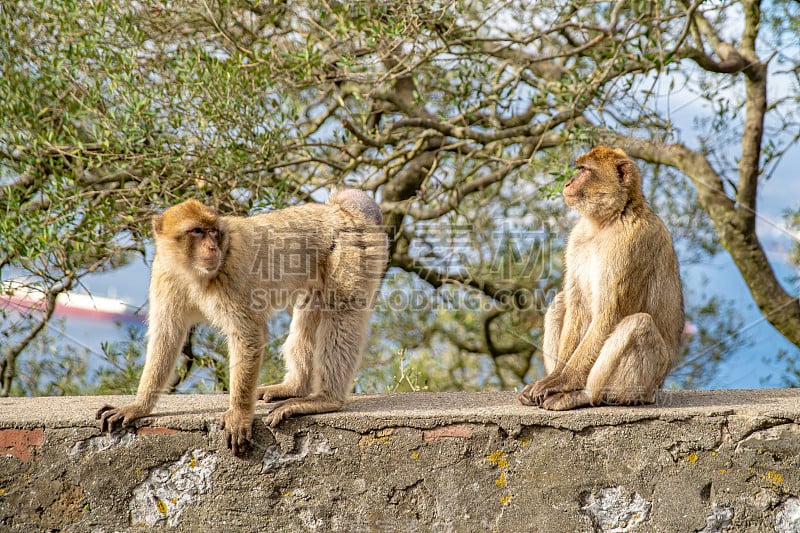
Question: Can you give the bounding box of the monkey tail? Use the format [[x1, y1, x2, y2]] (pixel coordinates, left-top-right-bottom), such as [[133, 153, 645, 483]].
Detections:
[[328, 188, 383, 226]]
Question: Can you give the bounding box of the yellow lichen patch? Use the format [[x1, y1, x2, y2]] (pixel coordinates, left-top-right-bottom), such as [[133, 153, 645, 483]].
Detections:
[[499, 494, 512, 505], [495, 471, 506, 487], [719, 469, 727, 474], [517, 436, 531, 448], [190, 456, 197, 468], [766, 471, 783, 485], [685, 452, 699, 464], [156, 500, 168, 515], [412, 451, 419, 460], [0, 488, 5, 495], [487, 451, 509, 469], [282, 491, 292, 498], [711, 451, 717, 457]]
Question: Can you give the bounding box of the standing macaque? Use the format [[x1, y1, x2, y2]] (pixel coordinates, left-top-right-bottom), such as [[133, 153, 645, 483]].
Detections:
[[98, 189, 388, 456], [518, 146, 684, 410]]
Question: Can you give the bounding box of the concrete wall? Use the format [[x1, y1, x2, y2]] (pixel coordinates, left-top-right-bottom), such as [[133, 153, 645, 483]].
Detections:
[[2, 390, 800, 532]]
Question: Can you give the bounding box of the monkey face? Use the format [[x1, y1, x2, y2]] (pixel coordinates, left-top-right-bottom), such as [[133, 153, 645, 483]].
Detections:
[[565, 146, 641, 218], [563, 166, 590, 207], [563, 165, 617, 214], [153, 199, 227, 280], [187, 226, 223, 276]]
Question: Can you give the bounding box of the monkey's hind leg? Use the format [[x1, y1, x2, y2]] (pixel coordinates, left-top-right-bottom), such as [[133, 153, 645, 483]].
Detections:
[[586, 312, 671, 406], [540, 390, 590, 410], [257, 303, 320, 403], [264, 307, 370, 427], [542, 313, 671, 410]]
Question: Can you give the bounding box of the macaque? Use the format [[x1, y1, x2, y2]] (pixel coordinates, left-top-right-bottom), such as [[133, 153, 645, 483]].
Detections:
[[518, 146, 684, 410], [97, 189, 388, 456]]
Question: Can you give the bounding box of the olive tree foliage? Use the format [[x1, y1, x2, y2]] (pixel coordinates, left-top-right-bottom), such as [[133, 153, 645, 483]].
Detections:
[[1, 0, 796, 395]]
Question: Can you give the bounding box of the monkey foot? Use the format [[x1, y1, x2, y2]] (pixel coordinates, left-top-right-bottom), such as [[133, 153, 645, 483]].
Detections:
[[540, 390, 590, 411], [256, 384, 303, 403], [264, 396, 344, 428]]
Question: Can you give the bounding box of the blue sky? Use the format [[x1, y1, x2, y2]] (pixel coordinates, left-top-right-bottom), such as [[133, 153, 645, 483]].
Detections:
[[695, 147, 800, 389]]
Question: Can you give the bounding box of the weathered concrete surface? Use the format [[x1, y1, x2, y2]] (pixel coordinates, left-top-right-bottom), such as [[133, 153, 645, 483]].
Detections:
[[1, 390, 800, 532]]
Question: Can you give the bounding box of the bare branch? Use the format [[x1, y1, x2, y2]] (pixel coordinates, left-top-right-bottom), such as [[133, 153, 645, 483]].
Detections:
[[1, 275, 75, 396]]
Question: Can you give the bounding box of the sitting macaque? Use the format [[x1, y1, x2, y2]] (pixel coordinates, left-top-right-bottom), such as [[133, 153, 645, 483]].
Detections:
[[518, 146, 684, 410], [98, 189, 388, 455]]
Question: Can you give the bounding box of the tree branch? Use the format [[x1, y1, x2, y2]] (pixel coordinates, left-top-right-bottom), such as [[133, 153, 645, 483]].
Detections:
[[1, 275, 75, 396], [734, 0, 767, 233], [598, 132, 800, 348]]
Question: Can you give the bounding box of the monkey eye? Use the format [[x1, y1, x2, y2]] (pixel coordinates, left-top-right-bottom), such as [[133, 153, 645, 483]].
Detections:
[[207, 228, 218, 238], [189, 227, 205, 236]]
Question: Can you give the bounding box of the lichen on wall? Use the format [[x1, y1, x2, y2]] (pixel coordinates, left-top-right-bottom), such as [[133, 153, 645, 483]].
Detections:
[[580, 486, 651, 532], [69, 430, 135, 455], [775, 497, 800, 533], [261, 433, 333, 473], [697, 504, 733, 533], [129, 449, 217, 527]]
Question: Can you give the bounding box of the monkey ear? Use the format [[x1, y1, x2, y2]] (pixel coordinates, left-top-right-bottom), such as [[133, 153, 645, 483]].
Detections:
[[152, 214, 164, 237], [615, 160, 634, 184]]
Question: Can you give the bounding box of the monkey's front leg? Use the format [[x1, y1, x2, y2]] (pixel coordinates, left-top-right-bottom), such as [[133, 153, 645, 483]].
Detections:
[[221, 330, 265, 456], [97, 316, 189, 432], [518, 293, 568, 406], [96, 403, 152, 432], [522, 318, 610, 407]]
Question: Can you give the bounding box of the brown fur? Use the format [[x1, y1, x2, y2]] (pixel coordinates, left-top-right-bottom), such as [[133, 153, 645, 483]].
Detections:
[[97, 189, 388, 455], [518, 146, 684, 410]]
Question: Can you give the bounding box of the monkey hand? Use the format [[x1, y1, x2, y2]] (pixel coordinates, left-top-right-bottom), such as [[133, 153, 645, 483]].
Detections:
[[219, 408, 253, 457], [518, 369, 585, 407], [96, 403, 149, 433]]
